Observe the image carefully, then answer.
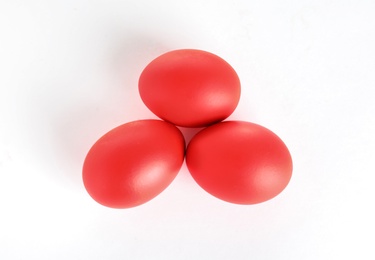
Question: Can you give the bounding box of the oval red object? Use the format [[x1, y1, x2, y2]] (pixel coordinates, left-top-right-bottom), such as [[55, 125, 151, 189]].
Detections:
[[82, 120, 185, 208], [186, 121, 292, 204], [138, 49, 241, 127]]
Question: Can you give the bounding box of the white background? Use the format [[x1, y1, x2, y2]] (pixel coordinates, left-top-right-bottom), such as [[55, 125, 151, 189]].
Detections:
[[1, 0, 374, 259]]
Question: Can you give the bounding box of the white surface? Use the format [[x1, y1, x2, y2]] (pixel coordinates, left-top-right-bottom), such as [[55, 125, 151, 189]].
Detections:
[[1, 0, 374, 259]]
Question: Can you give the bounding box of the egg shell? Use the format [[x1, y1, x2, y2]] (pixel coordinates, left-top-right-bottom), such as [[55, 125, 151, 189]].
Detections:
[[138, 49, 241, 128], [186, 121, 293, 205], [83, 120, 185, 208]]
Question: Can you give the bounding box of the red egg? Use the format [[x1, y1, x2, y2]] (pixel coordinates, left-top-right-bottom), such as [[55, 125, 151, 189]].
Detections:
[[82, 120, 185, 208], [186, 121, 293, 205], [138, 49, 241, 128]]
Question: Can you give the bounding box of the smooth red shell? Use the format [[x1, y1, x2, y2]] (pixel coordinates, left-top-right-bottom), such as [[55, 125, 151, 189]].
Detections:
[[82, 120, 185, 208], [186, 121, 293, 204], [138, 49, 241, 128]]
